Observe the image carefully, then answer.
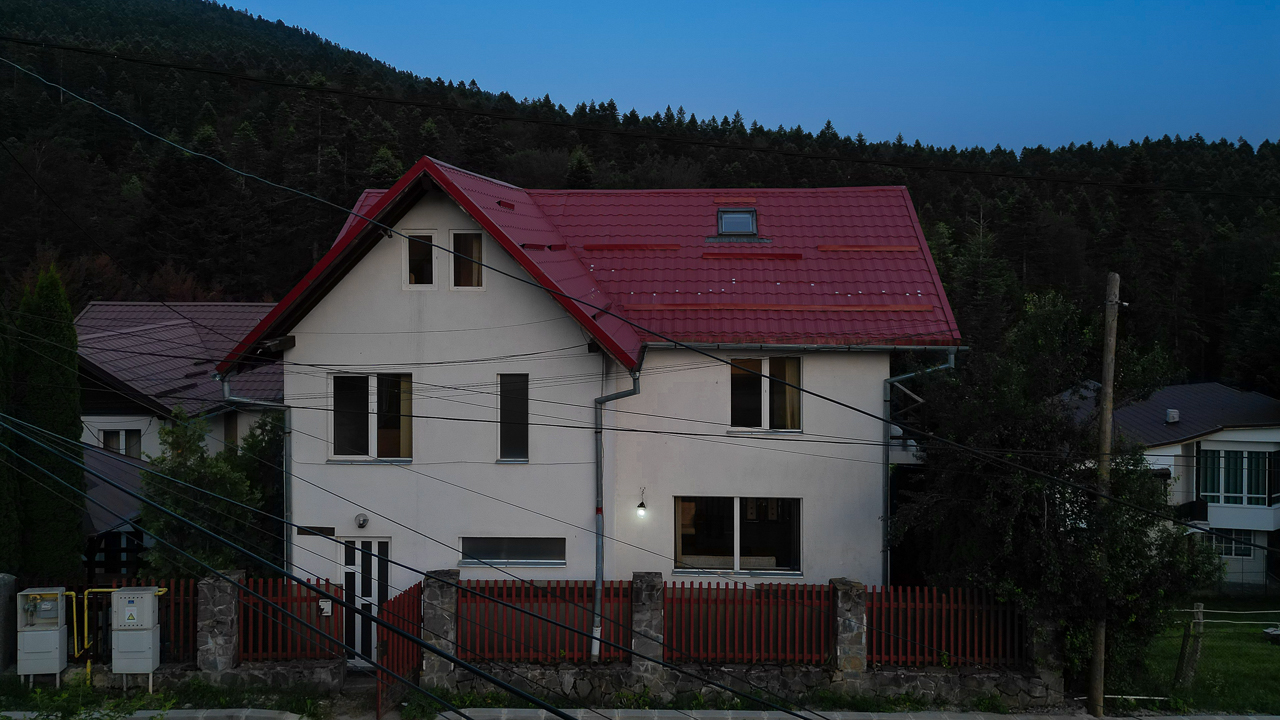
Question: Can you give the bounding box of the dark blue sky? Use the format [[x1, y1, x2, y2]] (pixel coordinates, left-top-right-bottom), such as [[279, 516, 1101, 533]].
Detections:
[[236, 0, 1277, 151]]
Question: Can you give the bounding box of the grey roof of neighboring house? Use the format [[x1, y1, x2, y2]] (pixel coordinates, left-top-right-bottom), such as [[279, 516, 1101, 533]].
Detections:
[[83, 448, 148, 535], [75, 302, 281, 416], [1112, 382, 1280, 448]]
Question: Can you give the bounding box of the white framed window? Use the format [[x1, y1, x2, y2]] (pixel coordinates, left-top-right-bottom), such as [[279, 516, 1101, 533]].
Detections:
[[450, 231, 484, 289], [1199, 449, 1269, 505], [729, 357, 801, 431], [331, 373, 413, 460], [1208, 528, 1253, 558], [403, 233, 436, 288], [458, 537, 565, 567], [674, 496, 801, 574], [102, 429, 142, 459]]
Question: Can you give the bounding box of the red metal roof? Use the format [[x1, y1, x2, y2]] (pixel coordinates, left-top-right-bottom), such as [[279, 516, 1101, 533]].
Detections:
[[219, 158, 958, 374]]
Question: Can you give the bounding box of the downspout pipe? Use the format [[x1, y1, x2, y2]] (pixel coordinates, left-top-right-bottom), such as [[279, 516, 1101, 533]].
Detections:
[[591, 363, 641, 662], [881, 348, 956, 586], [217, 374, 292, 569]]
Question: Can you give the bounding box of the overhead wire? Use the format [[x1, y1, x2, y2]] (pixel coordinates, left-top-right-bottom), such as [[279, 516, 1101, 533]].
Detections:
[[1, 36, 1277, 201]]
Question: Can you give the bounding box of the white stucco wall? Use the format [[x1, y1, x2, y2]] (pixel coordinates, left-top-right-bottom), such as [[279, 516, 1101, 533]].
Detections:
[[282, 189, 894, 594]]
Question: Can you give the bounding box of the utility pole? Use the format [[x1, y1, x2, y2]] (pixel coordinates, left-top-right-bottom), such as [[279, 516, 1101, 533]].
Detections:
[[1088, 272, 1120, 717]]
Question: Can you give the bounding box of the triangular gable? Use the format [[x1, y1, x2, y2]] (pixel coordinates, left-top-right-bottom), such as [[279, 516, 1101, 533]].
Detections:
[[217, 156, 639, 375]]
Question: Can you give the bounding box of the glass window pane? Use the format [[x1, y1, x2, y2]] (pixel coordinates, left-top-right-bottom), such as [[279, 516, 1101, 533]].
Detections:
[[124, 430, 142, 459], [1200, 450, 1220, 503], [499, 374, 529, 460], [719, 210, 755, 234], [769, 357, 801, 430], [730, 359, 762, 428], [376, 374, 412, 458], [1224, 450, 1244, 504], [453, 233, 483, 287], [408, 236, 433, 285], [460, 537, 565, 564], [333, 375, 369, 456], [675, 497, 734, 569], [1247, 451, 1267, 504], [102, 431, 121, 454], [739, 498, 801, 571]]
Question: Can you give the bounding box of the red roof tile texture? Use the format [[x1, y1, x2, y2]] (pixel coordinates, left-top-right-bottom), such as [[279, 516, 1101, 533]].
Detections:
[[220, 158, 959, 373]]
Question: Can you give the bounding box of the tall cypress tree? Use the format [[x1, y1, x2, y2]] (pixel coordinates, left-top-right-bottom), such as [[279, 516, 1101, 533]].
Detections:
[[13, 266, 85, 578]]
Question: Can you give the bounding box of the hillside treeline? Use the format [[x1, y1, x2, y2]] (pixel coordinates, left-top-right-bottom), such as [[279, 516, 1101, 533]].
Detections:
[[1, 0, 1278, 387]]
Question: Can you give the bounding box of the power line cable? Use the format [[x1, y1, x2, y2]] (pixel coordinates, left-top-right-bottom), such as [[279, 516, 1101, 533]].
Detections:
[[4, 426, 834, 720], [2, 36, 1277, 200], [0, 449, 479, 720]]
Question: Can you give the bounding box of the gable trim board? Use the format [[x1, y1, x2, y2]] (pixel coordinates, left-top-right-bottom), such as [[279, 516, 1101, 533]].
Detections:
[[218, 157, 961, 377]]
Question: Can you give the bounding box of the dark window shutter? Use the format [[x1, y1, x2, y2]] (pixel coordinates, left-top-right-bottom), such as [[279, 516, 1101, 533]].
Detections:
[[499, 374, 529, 460], [1195, 441, 1202, 500]]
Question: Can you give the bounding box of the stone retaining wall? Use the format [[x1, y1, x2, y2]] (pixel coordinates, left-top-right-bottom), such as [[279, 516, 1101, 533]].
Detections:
[[66, 660, 345, 695]]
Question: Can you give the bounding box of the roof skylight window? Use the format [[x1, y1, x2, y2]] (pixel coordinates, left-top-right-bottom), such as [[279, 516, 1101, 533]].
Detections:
[[718, 209, 757, 235]]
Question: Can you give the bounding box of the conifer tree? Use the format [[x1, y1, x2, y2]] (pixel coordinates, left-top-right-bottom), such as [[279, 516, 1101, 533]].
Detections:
[[13, 266, 85, 578], [564, 147, 596, 189], [0, 324, 18, 573]]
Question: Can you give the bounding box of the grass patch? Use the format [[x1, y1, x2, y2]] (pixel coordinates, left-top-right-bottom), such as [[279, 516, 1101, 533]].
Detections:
[[1128, 598, 1280, 714], [0, 678, 332, 720]]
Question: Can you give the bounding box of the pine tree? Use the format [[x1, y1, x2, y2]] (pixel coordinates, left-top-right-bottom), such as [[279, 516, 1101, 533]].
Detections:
[[13, 266, 85, 578], [564, 147, 596, 189]]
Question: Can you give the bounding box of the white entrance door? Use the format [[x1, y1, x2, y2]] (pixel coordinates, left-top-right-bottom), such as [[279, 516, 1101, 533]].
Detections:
[[339, 537, 390, 666]]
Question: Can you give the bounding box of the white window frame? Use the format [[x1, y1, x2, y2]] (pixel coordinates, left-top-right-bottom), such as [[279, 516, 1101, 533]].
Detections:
[[1200, 447, 1269, 506], [402, 231, 438, 290], [672, 495, 802, 577], [449, 230, 486, 291], [1210, 528, 1253, 558], [457, 536, 567, 567], [327, 373, 414, 463], [101, 428, 142, 459], [727, 356, 802, 433]]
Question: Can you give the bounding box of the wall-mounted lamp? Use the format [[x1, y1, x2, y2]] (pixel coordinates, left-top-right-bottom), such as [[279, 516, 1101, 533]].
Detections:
[[636, 487, 647, 518], [355, 513, 369, 529]]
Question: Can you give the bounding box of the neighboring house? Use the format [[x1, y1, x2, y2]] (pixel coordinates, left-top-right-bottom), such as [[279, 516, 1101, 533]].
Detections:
[[1115, 383, 1280, 586], [75, 302, 284, 574], [215, 157, 960, 647]]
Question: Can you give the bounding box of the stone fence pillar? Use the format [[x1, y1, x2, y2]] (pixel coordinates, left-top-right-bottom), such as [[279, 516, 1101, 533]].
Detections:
[[197, 570, 243, 678], [421, 569, 459, 690], [0, 573, 15, 673], [830, 578, 866, 677], [630, 572, 664, 688]]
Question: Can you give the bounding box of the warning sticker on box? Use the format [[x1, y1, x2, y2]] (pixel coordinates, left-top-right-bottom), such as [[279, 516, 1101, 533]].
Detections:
[[126, 610, 136, 622]]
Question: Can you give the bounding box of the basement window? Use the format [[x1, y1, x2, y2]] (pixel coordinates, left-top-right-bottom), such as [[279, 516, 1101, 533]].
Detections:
[[1208, 529, 1253, 558], [102, 429, 142, 459], [407, 235, 433, 285], [730, 357, 801, 430], [718, 209, 757, 235], [459, 537, 565, 566], [453, 232, 483, 287], [675, 496, 801, 573]]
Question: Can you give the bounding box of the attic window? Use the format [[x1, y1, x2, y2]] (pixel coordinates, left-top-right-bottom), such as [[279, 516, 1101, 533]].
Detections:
[[718, 209, 757, 235]]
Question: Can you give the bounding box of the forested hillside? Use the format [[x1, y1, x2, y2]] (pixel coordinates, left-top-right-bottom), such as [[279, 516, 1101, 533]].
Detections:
[[1, 0, 1278, 386]]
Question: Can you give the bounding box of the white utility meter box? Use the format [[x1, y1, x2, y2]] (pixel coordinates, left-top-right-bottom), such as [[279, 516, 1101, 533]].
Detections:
[[17, 587, 68, 680], [111, 587, 160, 675]]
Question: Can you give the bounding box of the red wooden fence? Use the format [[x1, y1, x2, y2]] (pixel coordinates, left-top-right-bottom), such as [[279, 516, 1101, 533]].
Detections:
[[376, 581, 423, 720], [456, 580, 632, 663], [865, 586, 1025, 667], [238, 578, 345, 662], [664, 582, 833, 664]]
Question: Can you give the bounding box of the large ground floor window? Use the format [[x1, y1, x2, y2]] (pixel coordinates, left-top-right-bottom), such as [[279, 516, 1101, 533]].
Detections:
[[674, 496, 800, 573]]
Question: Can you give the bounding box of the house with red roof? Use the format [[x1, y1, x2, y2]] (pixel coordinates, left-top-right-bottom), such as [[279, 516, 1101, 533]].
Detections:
[[218, 157, 959, 657]]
